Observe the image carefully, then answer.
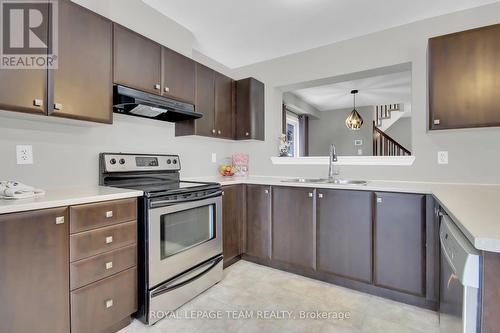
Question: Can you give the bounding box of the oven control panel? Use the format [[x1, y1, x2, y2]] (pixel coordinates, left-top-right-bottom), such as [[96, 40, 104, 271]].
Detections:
[[102, 153, 180, 172]]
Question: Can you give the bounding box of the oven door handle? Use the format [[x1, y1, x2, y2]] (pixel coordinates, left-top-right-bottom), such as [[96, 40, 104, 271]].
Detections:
[[150, 255, 223, 298], [150, 190, 222, 208]]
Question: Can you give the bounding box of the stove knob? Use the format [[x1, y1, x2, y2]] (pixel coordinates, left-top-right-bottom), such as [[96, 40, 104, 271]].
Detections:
[[119, 158, 125, 165], [166, 159, 171, 164], [110, 158, 116, 165], [173, 159, 178, 165]]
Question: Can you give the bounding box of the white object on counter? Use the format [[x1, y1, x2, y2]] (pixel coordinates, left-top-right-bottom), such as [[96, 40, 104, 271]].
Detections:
[[0, 181, 45, 200]]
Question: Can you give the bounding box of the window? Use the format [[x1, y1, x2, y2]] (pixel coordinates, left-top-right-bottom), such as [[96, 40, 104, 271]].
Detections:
[[286, 113, 300, 157]]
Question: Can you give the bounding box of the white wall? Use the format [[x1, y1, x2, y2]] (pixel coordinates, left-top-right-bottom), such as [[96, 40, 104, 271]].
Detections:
[[0, 0, 233, 188], [230, 3, 500, 184], [309, 106, 374, 156], [385, 117, 412, 152]]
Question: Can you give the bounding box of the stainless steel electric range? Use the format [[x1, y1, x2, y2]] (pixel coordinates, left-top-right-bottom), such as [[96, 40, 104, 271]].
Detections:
[[99, 153, 223, 325]]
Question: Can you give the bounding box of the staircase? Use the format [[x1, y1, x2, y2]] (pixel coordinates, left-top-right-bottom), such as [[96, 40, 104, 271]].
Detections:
[[373, 121, 411, 156], [374, 104, 403, 131]]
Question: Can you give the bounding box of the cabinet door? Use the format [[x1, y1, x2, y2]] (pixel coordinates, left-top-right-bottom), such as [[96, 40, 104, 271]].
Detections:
[[0, 207, 70, 333], [0, 1, 48, 115], [193, 63, 215, 136], [317, 189, 373, 283], [51, 0, 112, 123], [429, 24, 500, 130], [272, 186, 314, 269], [222, 185, 244, 266], [246, 185, 271, 259], [374, 192, 426, 296], [235, 77, 264, 140], [214, 72, 234, 139], [113, 24, 161, 94], [162, 47, 195, 104]]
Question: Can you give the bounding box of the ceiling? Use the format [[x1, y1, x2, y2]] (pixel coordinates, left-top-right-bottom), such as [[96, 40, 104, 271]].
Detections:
[[291, 71, 411, 111], [142, 0, 498, 68]]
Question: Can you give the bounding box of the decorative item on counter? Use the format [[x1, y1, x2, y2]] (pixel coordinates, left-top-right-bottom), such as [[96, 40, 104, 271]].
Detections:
[[278, 134, 291, 157], [232, 154, 249, 177], [218, 164, 236, 177]]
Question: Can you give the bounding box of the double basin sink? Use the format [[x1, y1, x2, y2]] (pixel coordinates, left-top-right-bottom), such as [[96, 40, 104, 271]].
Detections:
[[281, 178, 368, 185]]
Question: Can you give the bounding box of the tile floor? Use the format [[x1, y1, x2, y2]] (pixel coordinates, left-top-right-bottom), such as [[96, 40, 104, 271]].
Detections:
[[119, 260, 439, 333]]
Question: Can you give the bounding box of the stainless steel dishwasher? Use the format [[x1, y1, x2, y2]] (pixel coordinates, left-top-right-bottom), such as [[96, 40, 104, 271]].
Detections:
[[439, 215, 482, 333]]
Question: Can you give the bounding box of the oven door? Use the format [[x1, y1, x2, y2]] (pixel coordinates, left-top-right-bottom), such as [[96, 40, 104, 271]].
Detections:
[[148, 195, 222, 287]]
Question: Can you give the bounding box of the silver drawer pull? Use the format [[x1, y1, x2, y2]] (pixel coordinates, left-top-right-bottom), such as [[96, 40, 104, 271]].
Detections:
[[245, 132, 250, 136], [105, 236, 113, 244], [55, 216, 65, 224], [318, 193, 323, 199], [377, 197, 383, 203], [105, 299, 113, 308], [212, 129, 216, 134], [154, 84, 161, 90], [53, 103, 62, 110], [33, 99, 43, 107], [217, 130, 221, 135], [264, 189, 269, 194], [433, 119, 441, 125], [164, 86, 170, 92], [308, 192, 313, 198], [105, 210, 113, 218], [105, 261, 113, 270]]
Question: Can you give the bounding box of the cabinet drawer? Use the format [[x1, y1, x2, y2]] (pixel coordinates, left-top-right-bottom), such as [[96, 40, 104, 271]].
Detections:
[[71, 268, 137, 333], [70, 198, 137, 234], [70, 221, 136, 262], [71, 244, 137, 290]]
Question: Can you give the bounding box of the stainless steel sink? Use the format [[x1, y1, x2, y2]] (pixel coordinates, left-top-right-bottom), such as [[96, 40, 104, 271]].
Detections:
[[281, 178, 368, 185]]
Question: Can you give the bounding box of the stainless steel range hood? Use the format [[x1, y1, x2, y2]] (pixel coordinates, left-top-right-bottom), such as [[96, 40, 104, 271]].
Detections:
[[113, 85, 202, 122]]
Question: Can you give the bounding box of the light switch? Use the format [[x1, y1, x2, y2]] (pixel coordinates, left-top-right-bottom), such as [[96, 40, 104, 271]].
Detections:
[[211, 153, 217, 163]]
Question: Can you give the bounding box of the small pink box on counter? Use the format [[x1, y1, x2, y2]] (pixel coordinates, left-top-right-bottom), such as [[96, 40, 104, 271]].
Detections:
[[232, 154, 249, 177]]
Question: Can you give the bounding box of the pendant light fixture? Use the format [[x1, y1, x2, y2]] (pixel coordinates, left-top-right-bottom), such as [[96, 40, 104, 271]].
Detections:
[[345, 89, 363, 130]]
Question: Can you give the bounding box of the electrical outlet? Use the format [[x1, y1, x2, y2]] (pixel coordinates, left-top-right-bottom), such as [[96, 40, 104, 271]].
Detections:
[[16, 145, 33, 165], [211, 153, 217, 163], [438, 151, 448, 165], [357, 149, 363, 155]]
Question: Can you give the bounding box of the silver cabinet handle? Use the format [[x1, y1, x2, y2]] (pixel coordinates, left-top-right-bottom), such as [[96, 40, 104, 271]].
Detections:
[[105, 299, 113, 308], [105, 236, 113, 244], [164, 86, 170, 92], [433, 119, 440, 125], [308, 192, 313, 198], [55, 216, 65, 224], [212, 129, 216, 134], [105, 210, 113, 218], [377, 197, 383, 203], [33, 99, 43, 107], [318, 193, 323, 199], [245, 132, 250, 136], [154, 84, 161, 90], [53, 103, 62, 110], [217, 130, 221, 135], [105, 261, 113, 270], [222, 191, 225, 196], [264, 189, 269, 194]]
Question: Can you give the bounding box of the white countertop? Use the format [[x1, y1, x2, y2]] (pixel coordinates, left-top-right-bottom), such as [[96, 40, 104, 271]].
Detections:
[[187, 176, 500, 253], [0, 186, 143, 214]]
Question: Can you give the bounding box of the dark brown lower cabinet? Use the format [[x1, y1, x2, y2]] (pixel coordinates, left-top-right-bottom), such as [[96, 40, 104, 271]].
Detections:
[[222, 185, 244, 267], [374, 192, 426, 296], [317, 189, 373, 283], [272, 186, 315, 269], [0, 207, 70, 333], [245, 185, 271, 260]]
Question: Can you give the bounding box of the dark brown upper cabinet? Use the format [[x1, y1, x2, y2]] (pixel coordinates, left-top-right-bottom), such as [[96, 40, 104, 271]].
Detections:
[[272, 186, 315, 270], [374, 192, 426, 296], [245, 185, 271, 260], [222, 185, 244, 267], [0, 1, 48, 115], [0, 207, 70, 333], [214, 72, 235, 139], [162, 47, 195, 104], [317, 189, 373, 283], [235, 77, 265, 140], [113, 24, 162, 95], [51, 0, 112, 123], [429, 24, 500, 130], [176, 64, 235, 139]]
